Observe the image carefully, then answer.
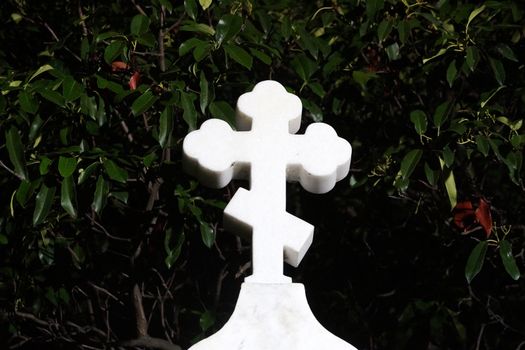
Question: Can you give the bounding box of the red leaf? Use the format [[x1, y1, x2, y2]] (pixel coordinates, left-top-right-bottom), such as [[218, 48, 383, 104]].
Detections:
[[453, 201, 476, 230], [475, 198, 493, 237], [111, 61, 130, 72], [129, 71, 140, 90], [456, 201, 474, 210]]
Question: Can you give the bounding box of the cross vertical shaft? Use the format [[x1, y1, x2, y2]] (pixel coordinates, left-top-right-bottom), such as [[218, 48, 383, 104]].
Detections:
[[246, 117, 289, 282]]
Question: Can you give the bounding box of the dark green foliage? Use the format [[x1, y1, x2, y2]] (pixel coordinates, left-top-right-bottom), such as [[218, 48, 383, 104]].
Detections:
[[0, 0, 524, 349]]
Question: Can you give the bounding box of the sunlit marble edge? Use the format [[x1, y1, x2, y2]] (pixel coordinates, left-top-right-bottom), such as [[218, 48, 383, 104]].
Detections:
[[188, 283, 358, 350]]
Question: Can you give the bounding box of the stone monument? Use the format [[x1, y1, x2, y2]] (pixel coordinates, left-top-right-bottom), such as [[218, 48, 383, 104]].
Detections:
[[183, 80, 357, 349]]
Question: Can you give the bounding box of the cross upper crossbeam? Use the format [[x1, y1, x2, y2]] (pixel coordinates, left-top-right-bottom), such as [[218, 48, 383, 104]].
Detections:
[[183, 81, 352, 283]]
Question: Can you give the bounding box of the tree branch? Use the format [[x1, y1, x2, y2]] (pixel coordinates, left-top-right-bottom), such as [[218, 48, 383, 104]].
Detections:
[[130, 0, 147, 16], [132, 284, 148, 338], [0, 160, 24, 180], [78, 0, 88, 37], [11, 311, 50, 328], [158, 6, 166, 72], [121, 336, 181, 350]]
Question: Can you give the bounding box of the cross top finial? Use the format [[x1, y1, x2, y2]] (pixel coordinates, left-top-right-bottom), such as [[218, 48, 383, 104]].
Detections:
[[183, 81, 352, 283], [236, 80, 302, 133]]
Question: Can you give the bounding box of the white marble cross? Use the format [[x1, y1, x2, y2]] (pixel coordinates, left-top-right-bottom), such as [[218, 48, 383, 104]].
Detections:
[[183, 81, 351, 283]]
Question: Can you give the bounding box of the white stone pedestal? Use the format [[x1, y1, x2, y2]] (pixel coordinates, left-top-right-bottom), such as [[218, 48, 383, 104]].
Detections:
[[189, 283, 357, 350]]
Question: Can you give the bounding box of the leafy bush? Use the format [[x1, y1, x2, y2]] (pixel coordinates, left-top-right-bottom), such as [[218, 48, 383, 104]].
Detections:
[[1, 0, 524, 349]]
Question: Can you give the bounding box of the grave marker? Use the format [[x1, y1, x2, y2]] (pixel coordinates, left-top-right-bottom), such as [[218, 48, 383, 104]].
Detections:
[[183, 81, 357, 349]]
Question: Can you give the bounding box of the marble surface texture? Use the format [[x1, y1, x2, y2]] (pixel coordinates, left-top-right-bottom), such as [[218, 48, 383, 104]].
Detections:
[[188, 283, 357, 350]]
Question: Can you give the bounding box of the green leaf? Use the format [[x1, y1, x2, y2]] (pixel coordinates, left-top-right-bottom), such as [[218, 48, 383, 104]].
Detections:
[[103, 159, 128, 183], [137, 32, 156, 48], [433, 101, 450, 129], [110, 191, 129, 204], [130, 14, 151, 36], [465, 46, 479, 71], [400, 149, 423, 180], [199, 71, 209, 114], [33, 184, 56, 226], [480, 85, 505, 109], [81, 37, 90, 60], [95, 31, 122, 42], [302, 99, 323, 122], [39, 156, 52, 175], [466, 5, 486, 32], [199, 0, 212, 10], [58, 156, 77, 178], [143, 152, 157, 167], [0, 234, 8, 245], [184, 0, 198, 20], [209, 101, 235, 127], [5, 126, 28, 180], [96, 74, 125, 95], [18, 90, 39, 114], [11, 12, 22, 23], [80, 94, 97, 119], [60, 175, 77, 218], [397, 20, 410, 45], [385, 42, 400, 61], [96, 95, 106, 126], [28, 115, 43, 142], [216, 14, 242, 45], [500, 240, 521, 280], [28, 64, 54, 82], [422, 48, 447, 64], [446, 60, 457, 87], [377, 19, 393, 42], [439, 157, 457, 209], [92, 175, 109, 214], [180, 91, 197, 130], [442, 145, 455, 167], [164, 229, 185, 269], [352, 70, 377, 89], [179, 38, 206, 56], [180, 23, 215, 36], [159, 106, 174, 148], [496, 44, 518, 62], [366, 0, 384, 18], [131, 91, 158, 116], [489, 57, 505, 86], [424, 162, 438, 186], [224, 44, 252, 69], [200, 221, 214, 248], [62, 76, 83, 101], [488, 138, 503, 161], [159, 0, 173, 12], [291, 54, 317, 82], [199, 309, 216, 332], [308, 82, 326, 98], [465, 241, 488, 284], [37, 88, 65, 107], [78, 162, 99, 185], [104, 40, 126, 64], [249, 48, 272, 65], [16, 179, 40, 207], [410, 110, 427, 135], [192, 41, 211, 61], [476, 135, 490, 156]]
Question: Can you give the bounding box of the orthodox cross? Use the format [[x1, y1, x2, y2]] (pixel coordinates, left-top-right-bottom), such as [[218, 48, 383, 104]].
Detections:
[[183, 81, 351, 283]]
